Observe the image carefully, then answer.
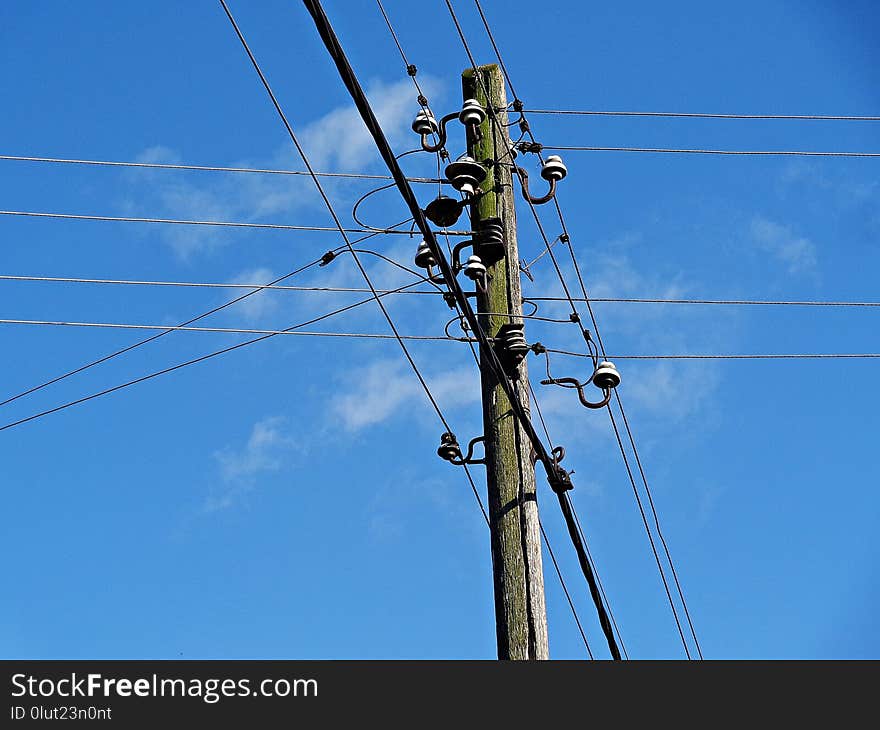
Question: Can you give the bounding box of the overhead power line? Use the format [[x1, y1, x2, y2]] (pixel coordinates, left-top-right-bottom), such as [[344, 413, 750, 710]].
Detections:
[[0, 154, 442, 183], [0, 209, 473, 236], [548, 349, 880, 360], [443, 0, 622, 660], [0, 316, 473, 341], [0, 274, 466, 435], [0, 274, 440, 295], [0, 215, 428, 410], [523, 109, 880, 121], [375, 1, 591, 651], [6, 277, 880, 310], [529, 296, 880, 308], [9, 318, 879, 359], [541, 145, 880, 158], [220, 0, 458, 431]]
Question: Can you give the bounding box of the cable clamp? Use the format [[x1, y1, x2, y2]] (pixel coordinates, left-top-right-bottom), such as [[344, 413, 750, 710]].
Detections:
[[560, 233, 570, 243], [442, 291, 457, 309], [407, 65, 418, 77], [529, 341, 546, 355], [548, 463, 574, 494], [417, 94, 428, 106], [512, 99, 524, 112], [569, 312, 581, 324], [319, 250, 337, 267], [516, 141, 543, 154]]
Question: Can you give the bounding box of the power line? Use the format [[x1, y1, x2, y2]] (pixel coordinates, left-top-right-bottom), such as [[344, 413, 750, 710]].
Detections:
[[220, 0, 458, 431], [0, 209, 473, 236], [612, 393, 704, 658], [442, 0, 623, 661], [374, 1, 447, 195], [472, 0, 520, 103], [605, 406, 693, 658], [523, 109, 880, 121], [0, 215, 427, 409], [10, 276, 880, 310], [468, 0, 704, 658], [527, 379, 624, 658], [528, 296, 880, 307], [0, 153, 442, 182], [352, 5, 492, 540], [304, 0, 563, 475], [375, 0, 436, 119], [540, 521, 594, 659], [12, 318, 876, 359], [0, 246, 336, 408], [0, 273, 439, 295], [304, 2, 616, 663], [547, 349, 880, 360], [541, 145, 880, 158], [0, 279, 457, 434], [0, 316, 474, 341], [445, 4, 593, 350]]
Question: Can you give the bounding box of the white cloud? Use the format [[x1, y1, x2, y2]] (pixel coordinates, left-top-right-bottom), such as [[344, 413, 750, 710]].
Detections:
[[750, 216, 818, 275], [301, 77, 440, 170], [206, 416, 297, 511], [124, 77, 441, 258], [622, 361, 720, 421], [331, 358, 478, 431]]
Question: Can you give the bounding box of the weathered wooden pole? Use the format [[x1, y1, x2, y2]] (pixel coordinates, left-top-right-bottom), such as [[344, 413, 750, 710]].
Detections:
[[464, 64, 549, 660]]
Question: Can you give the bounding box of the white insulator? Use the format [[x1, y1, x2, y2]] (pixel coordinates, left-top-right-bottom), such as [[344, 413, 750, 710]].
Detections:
[[412, 109, 439, 136], [459, 98, 487, 127], [463, 255, 487, 281], [414, 239, 437, 269], [593, 360, 621, 389], [540, 154, 568, 182]]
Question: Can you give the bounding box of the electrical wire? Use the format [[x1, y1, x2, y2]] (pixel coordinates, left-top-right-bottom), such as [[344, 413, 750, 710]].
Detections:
[[548, 349, 880, 360], [527, 296, 880, 307], [540, 521, 594, 659], [0, 153, 443, 182], [0, 274, 440, 296], [220, 0, 455, 431], [458, 0, 704, 658], [0, 279, 457, 434], [0, 246, 333, 408], [612, 394, 704, 659], [605, 405, 692, 658], [6, 274, 880, 310], [472, 0, 520, 103], [527, 378, 622, 658], [443, 0, 622, 659], [345, 39, 529, 602], [0, 317, 476, 341], [303, 0, 562, 477], [0, 209, 473, 236], [541, 145, 880, 158], [0, 216, 422, 409], [443, 3, 590, 342], [305, 0, 617, 661], [553, 213, 706, 658], [523, 109, 880, 121], [374, 0, 439, 139]]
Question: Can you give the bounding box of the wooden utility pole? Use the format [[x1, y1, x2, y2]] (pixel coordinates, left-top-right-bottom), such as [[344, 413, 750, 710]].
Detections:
[[464, 64, 549, 660]]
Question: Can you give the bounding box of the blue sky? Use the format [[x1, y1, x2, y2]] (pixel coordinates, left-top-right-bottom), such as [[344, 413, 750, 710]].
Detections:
[[1, 0, 878, 659]]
